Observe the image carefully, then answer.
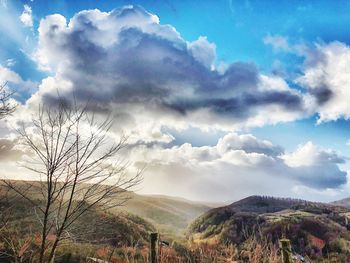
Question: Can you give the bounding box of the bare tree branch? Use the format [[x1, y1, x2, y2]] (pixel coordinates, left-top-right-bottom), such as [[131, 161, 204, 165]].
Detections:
[[0, 82, 16, 119], [2, 99, 142, 263]]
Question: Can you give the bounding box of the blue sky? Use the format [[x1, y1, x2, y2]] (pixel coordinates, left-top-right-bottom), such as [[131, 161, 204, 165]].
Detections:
[[6, 0, 350, 76], [2, 0, 350, 201]]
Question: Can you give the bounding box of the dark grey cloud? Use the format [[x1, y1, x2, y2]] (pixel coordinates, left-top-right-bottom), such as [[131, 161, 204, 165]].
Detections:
[[308, 85, 333, 105], [292, 164, 346, 189], [35, 5, 307, 129]]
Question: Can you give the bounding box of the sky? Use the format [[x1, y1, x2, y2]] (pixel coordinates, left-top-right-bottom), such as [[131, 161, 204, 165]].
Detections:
[[2, 0, 350, 202]]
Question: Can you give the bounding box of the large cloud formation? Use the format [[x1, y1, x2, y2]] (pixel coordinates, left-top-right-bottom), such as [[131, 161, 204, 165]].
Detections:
[[30, 5, 309, 133], [130, 133, 347, 201], [1, 5, 348, 202]]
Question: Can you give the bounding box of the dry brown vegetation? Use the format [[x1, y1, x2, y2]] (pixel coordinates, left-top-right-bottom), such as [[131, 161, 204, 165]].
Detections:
[[81, 237, 281, 263]]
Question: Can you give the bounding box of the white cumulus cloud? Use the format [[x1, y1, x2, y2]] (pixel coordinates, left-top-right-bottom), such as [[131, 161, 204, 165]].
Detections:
[[28, 5, 308, 134], [297, 41, 350, 122], [129, 133, 347, 201], [19, 4, 33, 28]]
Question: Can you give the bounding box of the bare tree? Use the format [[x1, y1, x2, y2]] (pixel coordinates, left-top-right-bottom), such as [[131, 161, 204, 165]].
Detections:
[[0, 82, 16, 119], [0, 82, 19, 261], [2, 100, 142, 263]]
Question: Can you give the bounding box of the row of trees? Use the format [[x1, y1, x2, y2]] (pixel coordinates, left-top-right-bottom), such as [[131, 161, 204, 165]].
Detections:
[[0, 84, 142, 262]]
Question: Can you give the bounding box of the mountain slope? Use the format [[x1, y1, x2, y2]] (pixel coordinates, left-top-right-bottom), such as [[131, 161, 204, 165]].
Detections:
[[0, 180, 212, 240], [331, 197, 350, 208], [188, 195, 350, 260], [0, 196, 156, 247], [115, 193, 212, 239]]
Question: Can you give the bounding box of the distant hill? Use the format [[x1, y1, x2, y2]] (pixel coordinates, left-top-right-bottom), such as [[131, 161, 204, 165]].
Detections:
[[188, 195, 350, 260], [115, 192, 213, 239], [0, 180, 213, 240], [331, 197, 350, 208], [208, 195, 312, 214], [0, 195, 156, 248]]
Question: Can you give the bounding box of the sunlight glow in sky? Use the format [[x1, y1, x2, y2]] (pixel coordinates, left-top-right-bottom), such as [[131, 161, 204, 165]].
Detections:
[[2, 0, 350, 202]]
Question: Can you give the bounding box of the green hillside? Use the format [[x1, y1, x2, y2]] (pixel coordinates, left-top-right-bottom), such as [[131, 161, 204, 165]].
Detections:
[[188, 195, 350, 261], [0, 180, 212, 240], [115, 193, 212, 239], [0, 193, 157, 262], [0, 195, 156, 246]]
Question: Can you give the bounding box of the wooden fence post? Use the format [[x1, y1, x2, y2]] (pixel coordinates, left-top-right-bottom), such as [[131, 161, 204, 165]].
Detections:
[[150, 232, 158, 263], [279, 239, 293, 263]]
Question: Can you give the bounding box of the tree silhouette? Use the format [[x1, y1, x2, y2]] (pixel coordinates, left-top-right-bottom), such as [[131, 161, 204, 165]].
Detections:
[[3, 99, 142, 263], [0, 82, 15, 119]]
